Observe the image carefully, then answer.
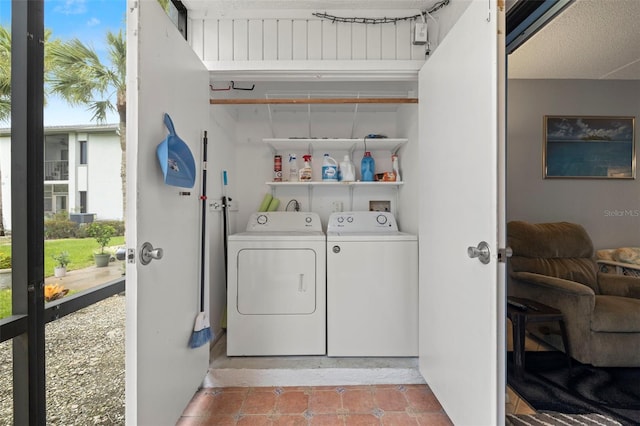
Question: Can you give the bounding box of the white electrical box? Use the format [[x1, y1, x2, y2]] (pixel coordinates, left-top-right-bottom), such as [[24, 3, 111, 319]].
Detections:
[[413, 22, 428, 45]]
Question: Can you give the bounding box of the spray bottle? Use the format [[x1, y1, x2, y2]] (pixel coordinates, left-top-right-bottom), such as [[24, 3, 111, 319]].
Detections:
[[288, 154, 298, 182], [392, 154, 401, 181], [299, 155, 313, 181]]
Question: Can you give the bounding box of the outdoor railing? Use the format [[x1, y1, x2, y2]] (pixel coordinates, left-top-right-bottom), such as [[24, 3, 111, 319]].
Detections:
[[44, 160, 69, 181], [0, 278, 125, 343]]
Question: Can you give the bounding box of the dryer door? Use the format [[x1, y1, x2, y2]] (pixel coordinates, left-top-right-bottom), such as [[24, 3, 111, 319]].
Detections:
[[237, 248, 317, 314]]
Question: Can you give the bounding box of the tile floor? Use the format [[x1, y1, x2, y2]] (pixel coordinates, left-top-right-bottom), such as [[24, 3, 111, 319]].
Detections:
[[178, 319, 542, 424], [178, 384, 453, 425]]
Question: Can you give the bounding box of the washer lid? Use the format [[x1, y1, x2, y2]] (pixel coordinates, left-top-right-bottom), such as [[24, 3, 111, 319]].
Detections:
[[326, 231, 417, 242]]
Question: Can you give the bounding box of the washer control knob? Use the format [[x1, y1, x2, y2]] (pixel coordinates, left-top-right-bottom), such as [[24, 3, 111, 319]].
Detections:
[[347, 216, 353, 223], [376, 214, 388, 225], [332, 245, 341, 253], [305, 216, 312, 223], [337, 217, 344, 223], [257, 214, 268, 225]]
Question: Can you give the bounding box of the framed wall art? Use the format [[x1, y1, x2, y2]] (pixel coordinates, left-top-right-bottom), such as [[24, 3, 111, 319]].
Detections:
[[544, 116, 635, 179]]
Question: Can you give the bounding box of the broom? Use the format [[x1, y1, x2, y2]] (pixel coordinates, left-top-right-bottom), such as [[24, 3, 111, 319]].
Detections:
[[190, 131, 212, 348], [220, 170, 229, 329]]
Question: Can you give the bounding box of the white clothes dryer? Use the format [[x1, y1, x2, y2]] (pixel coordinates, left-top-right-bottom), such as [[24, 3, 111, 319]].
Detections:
[[227, 212, 326, 356], [327, 211, 418, 357]]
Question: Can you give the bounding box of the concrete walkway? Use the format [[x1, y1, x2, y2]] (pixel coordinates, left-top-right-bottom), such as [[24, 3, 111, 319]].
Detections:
[[45, 260, 125, 291]]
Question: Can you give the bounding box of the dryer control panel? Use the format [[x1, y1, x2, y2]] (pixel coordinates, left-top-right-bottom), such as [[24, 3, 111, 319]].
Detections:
[[246, 212, 322, 232], [327, 211, 398, 233]]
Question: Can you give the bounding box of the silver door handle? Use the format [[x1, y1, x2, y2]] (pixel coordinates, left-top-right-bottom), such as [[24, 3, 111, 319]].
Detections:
[[467, 241, 491, 264], [140, 242, 164, 265]]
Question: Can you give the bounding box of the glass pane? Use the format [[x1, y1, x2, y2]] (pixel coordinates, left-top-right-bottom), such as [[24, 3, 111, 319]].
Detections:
[[42, 1, 127, 423], [45, 296, 125, 424]]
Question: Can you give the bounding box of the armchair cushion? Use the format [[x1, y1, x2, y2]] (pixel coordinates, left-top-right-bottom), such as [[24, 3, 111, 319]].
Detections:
[[598, 272, 640, 299], [510, 271, 595, 296], [592, 296, 640, 332], [508, 221, 599, 293], [510, 257, 598, 292]]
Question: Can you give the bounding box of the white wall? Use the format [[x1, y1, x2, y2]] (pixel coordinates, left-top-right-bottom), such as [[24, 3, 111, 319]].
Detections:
[[396, 103, 419, 234], [507, 79, 640, 249], [189, 10, 428, 64], [207, 105, 238, 338], [85, 132, 123, 220], [0, 136, 11, 231]]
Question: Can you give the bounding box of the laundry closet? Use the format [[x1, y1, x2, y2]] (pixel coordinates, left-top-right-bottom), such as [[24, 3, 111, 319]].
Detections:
[[127, 1, 504, 424]]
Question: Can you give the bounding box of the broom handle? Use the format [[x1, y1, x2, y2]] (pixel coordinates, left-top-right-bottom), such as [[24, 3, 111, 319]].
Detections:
[[199, 131, 208, 312], [222, 171, 228, 289]]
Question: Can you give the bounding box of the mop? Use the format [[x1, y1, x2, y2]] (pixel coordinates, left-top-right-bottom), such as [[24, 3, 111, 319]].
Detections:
[[190, 131, 213, 348]]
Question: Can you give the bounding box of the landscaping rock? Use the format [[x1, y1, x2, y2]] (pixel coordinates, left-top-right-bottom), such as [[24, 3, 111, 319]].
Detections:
[[0, 294, 125, 425]]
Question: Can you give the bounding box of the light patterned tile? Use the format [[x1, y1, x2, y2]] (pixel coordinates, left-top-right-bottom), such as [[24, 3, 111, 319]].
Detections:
[[242, 390, 277, 415], [374, 387, 410, 412], [276, 390, 309, 415], [309, 389, 343, 414], [342, 388, 376, 414]]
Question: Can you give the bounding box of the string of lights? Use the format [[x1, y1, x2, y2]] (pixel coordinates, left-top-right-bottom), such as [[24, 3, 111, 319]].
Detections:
[[312, 0, 450, 24]]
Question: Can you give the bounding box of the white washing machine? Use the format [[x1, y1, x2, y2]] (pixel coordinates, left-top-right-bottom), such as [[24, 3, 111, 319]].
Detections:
[[227, 212, 326, 356], [327, 211, 418, 357]]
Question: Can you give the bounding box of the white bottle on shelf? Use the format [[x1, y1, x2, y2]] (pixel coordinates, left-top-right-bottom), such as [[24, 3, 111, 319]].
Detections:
[[339, 154, 356, 182], [288, 154, 298, 182], [392, 154, 401, 181], [322, 154, 338, 182]]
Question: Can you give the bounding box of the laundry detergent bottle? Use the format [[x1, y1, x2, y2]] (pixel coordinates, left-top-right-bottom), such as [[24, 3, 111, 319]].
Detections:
[[322, 154, 338, 181], [361, 151, 375, 182], [339, 154, 356, 182]]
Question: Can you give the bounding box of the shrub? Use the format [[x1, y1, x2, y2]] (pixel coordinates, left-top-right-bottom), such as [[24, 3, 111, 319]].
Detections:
[[0, 253, 10, 269], [45, 211, 79, 239], [100, 220, 125, 236]]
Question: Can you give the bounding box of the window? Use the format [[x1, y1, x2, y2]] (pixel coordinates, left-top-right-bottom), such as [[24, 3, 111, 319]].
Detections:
[[80, 191, 87, 213], [79, 141, 87, 165], [44, 184, 69, 215]]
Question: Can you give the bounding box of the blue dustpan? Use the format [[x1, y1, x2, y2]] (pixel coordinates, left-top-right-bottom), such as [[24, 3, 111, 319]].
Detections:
[[157, 113, 196, 188]]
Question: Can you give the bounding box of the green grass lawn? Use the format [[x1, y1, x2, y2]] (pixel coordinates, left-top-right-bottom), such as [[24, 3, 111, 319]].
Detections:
[[0, 236, 125, 277], [0, 289, 10, 319], [0, 236, 124, 319]]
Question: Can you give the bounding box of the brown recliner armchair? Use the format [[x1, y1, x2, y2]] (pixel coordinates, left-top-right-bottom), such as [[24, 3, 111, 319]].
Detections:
[[507, 220, 640, 367]]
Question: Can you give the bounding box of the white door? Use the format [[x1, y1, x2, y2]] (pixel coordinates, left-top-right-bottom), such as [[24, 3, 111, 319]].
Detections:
[[418, 1, 506, 425], [126, 1, 210, 424]]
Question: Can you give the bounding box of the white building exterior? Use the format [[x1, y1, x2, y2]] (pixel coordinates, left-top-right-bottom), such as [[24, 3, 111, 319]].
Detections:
[[0, 124, 123, 231]]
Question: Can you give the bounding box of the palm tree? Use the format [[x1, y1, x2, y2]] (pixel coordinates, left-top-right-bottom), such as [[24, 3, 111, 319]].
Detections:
[[0, 25, 60, 235], [0, 26, 9, 236], [0, 26, 11, 124], [48, 30, 127, 214]]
